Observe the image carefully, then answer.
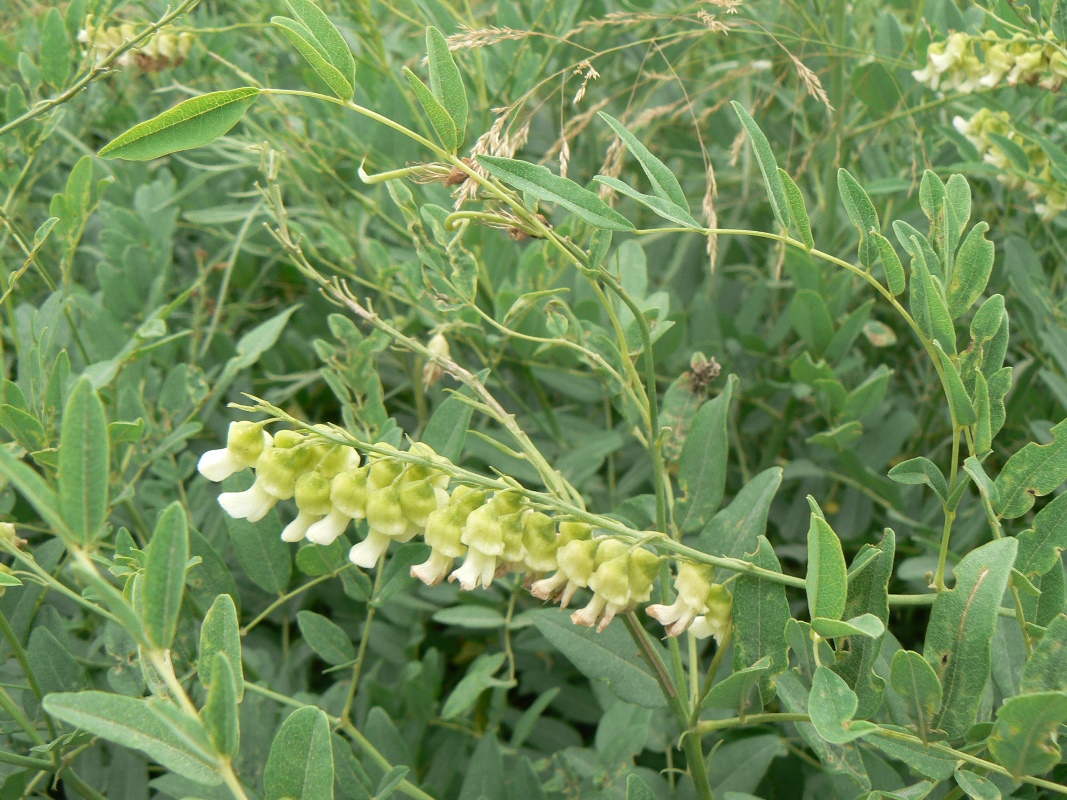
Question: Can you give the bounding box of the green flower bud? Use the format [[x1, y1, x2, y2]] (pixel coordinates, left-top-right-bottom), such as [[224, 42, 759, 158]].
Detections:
[[368, 454, 403, 493], [255, 446, 301, 500], [317, 445, 360, 479], [461, 503, 504, 557], [294, 471, 331, 516], [329, 467, 369, 519], [228, 421, 270, 465], [366, 484, 408, 539], [521, 511, 558, 572], [558, 521, 592, 545]]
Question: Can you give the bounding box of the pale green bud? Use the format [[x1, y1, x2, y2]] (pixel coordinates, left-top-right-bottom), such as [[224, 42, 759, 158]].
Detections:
[[329, 467, 369, 519], [461, 503, 504, 557], [366, 484, 408, 538], [294, 471, 331, 516], [521, 511, 558, 572]]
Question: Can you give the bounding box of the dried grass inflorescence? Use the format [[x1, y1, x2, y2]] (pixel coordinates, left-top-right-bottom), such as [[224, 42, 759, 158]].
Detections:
[[198, 421, 732, 637]]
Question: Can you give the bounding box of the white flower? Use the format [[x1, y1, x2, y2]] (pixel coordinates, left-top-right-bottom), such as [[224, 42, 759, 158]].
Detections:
[[450, 547, 498, 590], [218, 481, 276, 522], [197, 422, 271, 482]]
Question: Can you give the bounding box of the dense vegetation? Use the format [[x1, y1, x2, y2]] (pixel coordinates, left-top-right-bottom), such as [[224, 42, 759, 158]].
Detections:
[[3, 0, 1067, 797]]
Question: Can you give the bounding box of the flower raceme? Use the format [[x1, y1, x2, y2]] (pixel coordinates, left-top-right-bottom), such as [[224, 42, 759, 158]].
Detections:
[[197, 425, 734, 637], [912, 31, 1067, 93]]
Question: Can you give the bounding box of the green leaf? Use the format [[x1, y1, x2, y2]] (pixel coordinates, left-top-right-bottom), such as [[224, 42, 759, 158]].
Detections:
[[924, 537, 1017, 738], [837, 168, 880, 267], [810, 613, 885, 639], [962, 455, 999, 509], [888, 457, 948, 503], [477, 155, 634, 231], [779, 168, 813, 249], [1020, 614, 1067, 692], [954, 769, 1000, 800], [947, 222, 994, 319], [403, 67, 458, 151], [441, 652, 508, 719], [970, 294, 1006, 348], [732, 536, 791, 701], [874, 233, 905, 295], [988, 132, 1029, 172], [868, 726, 956, 781], [972, 373, 992, 455], [420, 392, 473, 462], [809, 666, 876, 743], [805, 499, 848, 622], [834, 529, 895, 719], [198, 594, 244, 701], [989, 691, 1067, 777], [264, 706, 334, 800], [432, 605, 507, 629], [1019, 488, 1058, 579], [28, 628, 85, 694], [592, 175, 700, 227], [58, 378, 109, 545], [994, 417, 1067, 519], [1054, 0, 1067, 40], [696, 467, 782, 562], [626, 774, 656, 800], [296, 537, 349, 576], [39, 8, 71, 87], [598, 112, 688, 210], [286, 0, 355, 85], [730, 102, 788, 229], [701, 657, 771, 711], [375, 766, 410, 800], [202, 652, 240, 758], [272, 17, 354, 102], [224, 506, 291, 594], [143, 502, 189, 650], [931, 340, 976, 426], [426, 27, 467, 146], [98, 88, 260, 161], [0, 405, 46, 452], [675, 375, 737, 532], [531, 608, 667, 707], [296, 610, 355, 666], [791, 290, 834, 356], [43, 692, 221, 785], [890, 649, 943, 742]]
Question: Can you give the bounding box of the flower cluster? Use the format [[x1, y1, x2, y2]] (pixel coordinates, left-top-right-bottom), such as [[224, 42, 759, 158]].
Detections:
[[197, 422, 734, 637], [953, 108, 1067, 219], [78, 16, 193, 69], [912, 31, 1067, 93]]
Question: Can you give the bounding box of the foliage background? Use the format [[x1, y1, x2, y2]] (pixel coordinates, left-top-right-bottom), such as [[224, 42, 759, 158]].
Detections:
[[2, 0, 1067, 797]]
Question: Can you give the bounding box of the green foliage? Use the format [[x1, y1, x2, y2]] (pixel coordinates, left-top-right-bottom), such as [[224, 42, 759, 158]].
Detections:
[[3, 0, 1067, 797]]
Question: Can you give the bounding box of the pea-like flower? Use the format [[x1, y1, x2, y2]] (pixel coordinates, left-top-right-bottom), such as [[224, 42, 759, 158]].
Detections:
[[306, 466, 369, 545], [411, 487, 486, 585], [687, 584, 734, 643], [646, 563, 716, 637], [218, 430, 309, 522], [197, 421, 271, 482], [521, 511, 560, 574], [571, 542, 661, 631], [449, 492, 516, 590], [282, 471, 331, 542], [529, 523, 597, 607]]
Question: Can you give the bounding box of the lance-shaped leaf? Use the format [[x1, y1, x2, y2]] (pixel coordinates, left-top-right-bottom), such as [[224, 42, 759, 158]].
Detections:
[[675, 375, 737, 532], [809, 666, 877, 743], [1020, 613, 1067, 693], [99, 88, 260, 161], [202, 652, 240, 758], [626, 774, 656, 800], [994, 418, 1067, 519], [272, 17, 354, 101], [287, 0, 355, 85], [778, 168, 814, 249], [932, 340, 976, 426], [598, 112, 688, 210], [143, 502, 189, 650], [810, 613, 885, 639], [701, 657, 771, 711], [833, 528, 894, 719], [43, 692, 221, 784], [945, 174, 971, 248], [954, 769, 1000, 800], [989, 691, 1067, 777], [888, 457, 948, 503], [40, 7, 71, 87], [732, 536, 790, 702], [426, 26, 467, 145], [947, 222, 994, 319], [403, 67, 457, 151], [890, 650, 943, 742], [1017, 492, 1067, 577], [923, 537, 1017, 738], [962, 455, 999, 510], [731, 102, 788, 229], [297, 610, 355, 666], [592, 176, 699, 227], [874, 233, 905, 295], [264, 706, 334, 800], [838, 168, 880, 267], [58, 378, 109, 545], [806, 498, 847, 622], [696, 467, 781, 563], [477, 155, 633, 231], [199, 593, 244, 700]]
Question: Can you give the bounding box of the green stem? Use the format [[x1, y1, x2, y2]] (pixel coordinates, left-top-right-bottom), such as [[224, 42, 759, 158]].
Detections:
[[240, 573, 337, 636], [0, 606, 56, 740]]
